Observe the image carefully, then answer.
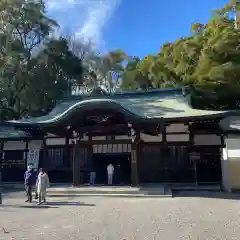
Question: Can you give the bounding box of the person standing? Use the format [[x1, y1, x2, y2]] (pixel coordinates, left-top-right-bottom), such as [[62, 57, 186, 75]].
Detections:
[[36, 168, 50, 205], [89, 171, 96, 185], [107, 164, 114, 185], [24, 165, 35, 203], [89, 158, 96, 185]]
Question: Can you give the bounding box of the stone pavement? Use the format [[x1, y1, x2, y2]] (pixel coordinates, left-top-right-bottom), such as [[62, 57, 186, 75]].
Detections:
[[1, 191, 240, 239]]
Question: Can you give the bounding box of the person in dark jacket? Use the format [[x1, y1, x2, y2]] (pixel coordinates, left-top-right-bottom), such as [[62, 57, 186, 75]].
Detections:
[[89, 158, 96, 185], [24, 165, 35, 203]]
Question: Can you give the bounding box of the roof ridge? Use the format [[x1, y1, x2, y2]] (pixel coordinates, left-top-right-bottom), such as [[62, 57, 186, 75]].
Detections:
[[59, 87, 186, 102], [112, 87, 184, 97]]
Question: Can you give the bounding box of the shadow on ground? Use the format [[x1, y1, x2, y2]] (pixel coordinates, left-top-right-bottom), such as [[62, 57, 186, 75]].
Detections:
[[47, 201, 96, 206], [47, 194, 169, 198], [0, 204, 59, 209], [0, 201, 95, 208], [173, 190, 240, 200]]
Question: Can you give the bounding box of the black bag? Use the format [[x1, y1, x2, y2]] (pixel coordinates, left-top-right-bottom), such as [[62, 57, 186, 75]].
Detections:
[[34, 190, 38, 199]]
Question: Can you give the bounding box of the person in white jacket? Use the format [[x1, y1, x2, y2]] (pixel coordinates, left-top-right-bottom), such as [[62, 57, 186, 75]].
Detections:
[[107, 164, 114, 185], [36, 168, 50, 205]]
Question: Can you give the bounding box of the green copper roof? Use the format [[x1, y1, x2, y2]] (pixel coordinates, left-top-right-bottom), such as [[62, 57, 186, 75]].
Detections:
[[6, 88, 235, 127], [219, 116, 240, 132], [0, 126, 32, 140]]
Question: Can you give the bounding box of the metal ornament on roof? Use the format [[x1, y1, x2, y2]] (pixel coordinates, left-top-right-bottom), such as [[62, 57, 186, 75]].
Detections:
[[128, 123, 136, 143], [72, 130, 79, 144], [90, 86, 109, 97], [87, 115, 112, 124], [66, 125, 81, 144]]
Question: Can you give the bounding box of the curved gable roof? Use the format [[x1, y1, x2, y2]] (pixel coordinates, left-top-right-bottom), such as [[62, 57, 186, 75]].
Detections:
[[0, 126, 32, 140], [7, 88, 230, 127]]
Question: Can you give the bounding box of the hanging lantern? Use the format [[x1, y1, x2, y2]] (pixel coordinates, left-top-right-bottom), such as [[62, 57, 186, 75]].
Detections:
[[127, 123, 137, 143], [71, 130, 79, 144]]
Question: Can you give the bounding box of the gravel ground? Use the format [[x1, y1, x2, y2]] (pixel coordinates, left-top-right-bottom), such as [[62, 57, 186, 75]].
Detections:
[[1, 191, 240, 240]]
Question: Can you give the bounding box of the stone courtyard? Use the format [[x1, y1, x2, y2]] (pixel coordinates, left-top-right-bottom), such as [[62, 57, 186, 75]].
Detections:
[[1, 191, 240, 240]]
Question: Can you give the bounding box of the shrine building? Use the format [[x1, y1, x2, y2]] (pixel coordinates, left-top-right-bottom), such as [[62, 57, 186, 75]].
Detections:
[[1, 87, 240, 191]]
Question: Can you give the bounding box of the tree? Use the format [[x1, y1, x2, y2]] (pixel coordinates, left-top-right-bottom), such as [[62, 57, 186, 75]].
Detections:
[[120, 0, 240, 110], [0, 0, 84, 119], [79, 49, 128, 93], [65, 33, 128, 93], [121, 57, 153, 90], [21, 38, 83, 117]]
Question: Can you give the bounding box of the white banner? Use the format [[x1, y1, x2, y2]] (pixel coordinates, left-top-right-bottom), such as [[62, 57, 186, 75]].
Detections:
[[27, 140, 42, 170], [27, 149, 40, 170]]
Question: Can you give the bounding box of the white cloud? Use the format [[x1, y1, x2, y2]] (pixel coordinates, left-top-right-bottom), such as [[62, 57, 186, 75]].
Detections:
[[74, 0, 120, 49], [46, 0, 76, 11], [46, 0, 120, 51]]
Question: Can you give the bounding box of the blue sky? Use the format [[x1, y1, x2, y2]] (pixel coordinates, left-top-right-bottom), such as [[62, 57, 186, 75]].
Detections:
[[47, 0, 228, 58]]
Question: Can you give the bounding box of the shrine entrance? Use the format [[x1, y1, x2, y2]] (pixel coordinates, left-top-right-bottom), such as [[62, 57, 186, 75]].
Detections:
[[92, 153, 131, 185], [91, 142, 132, 185]]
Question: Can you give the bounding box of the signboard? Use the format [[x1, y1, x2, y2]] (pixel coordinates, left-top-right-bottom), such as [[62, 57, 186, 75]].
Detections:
[[27, 140, 42, 170], [27, 149, 40, 170]]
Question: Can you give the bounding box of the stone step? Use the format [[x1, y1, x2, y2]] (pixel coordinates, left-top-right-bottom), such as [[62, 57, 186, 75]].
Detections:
[[170, 184, 221, 191], [46, 193, 171, 198], [2, 183, 173, 198], [46, 186, 172, 197]]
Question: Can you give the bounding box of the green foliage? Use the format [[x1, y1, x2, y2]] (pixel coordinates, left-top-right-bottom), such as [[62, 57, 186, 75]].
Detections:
[[2, 0, 240, 120], [0, 0, 84, 120], [120, 0, 240, 110]]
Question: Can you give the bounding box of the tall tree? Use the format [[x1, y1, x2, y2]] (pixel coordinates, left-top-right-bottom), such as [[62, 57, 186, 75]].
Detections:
[[120, 0, 240, 109], [121, 57, 153, 90], [0, 0, 84, 119]]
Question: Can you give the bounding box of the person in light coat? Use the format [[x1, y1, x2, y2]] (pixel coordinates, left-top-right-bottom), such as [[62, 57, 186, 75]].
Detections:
[[107, 164, 114, 185], [36, 168, 50, 205]]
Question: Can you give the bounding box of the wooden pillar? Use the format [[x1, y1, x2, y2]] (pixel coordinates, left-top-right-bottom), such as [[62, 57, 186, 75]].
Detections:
[[0, 141, 4, 178], [87, 135, 93, 182], [189, 123, 198, 185], [72, 133, 87, 186], [72, 139, 80, 186], [24, 140, 29, 169], [162, 124, 167, 144], [64, 136, 70, 168], [0, 142, 3, 204], [220, 134, 225, 147], [131, 129, 140, 186], [42, 138, 48, 170], [0, 142, 3, 166], [162, 124, 167, 180], [189, 123, 194, 146]]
